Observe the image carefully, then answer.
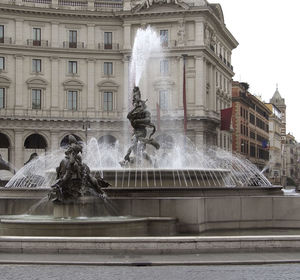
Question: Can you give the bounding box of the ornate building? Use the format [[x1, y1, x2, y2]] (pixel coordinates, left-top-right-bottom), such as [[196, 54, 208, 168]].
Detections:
[[269, 87, 287, 186], [265, 102, 282, 185], [0, 0, 237, 170]]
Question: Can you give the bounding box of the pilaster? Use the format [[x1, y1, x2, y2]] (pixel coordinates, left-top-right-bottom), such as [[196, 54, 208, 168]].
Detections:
[[87, 24, 95, 49], [51, 22, 59, 48], [15, 20, 24, 45], [195, 56, 206, 107], [194, 20, 204, 46], [15, 55, 23, 108], [50, 57, 59, 108], [123, 24, 131, 50], [87, 59, 95, 110], [14, 130, 24, 170]]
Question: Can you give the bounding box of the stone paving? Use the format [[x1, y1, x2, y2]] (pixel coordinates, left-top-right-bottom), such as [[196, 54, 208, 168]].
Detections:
[[1, 264, 300, 280]]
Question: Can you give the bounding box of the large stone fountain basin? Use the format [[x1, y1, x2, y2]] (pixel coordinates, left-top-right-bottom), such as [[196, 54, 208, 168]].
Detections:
[[0, 215, 177, 237]]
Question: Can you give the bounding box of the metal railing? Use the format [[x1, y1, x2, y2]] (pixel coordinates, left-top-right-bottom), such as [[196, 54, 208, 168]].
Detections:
[[63, 41, 85, 48], [58, 0, 87, 6], [98, 43, 119, 50], [27, 39, 49, 47], [0, 37, 13, 44], [23, 0, 52, 3]]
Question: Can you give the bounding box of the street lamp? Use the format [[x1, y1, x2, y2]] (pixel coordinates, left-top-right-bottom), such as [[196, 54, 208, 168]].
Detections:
[[82, 121, 91, 144]]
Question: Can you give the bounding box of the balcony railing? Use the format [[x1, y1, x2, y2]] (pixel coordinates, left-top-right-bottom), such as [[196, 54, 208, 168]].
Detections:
[[23, 0, 52, 3], [63, 41, 85, 48], [58, 0, 87, 7], [0, 37, 13, 44], [27, 39, 49, 47], [94, 0, 122, 9], [98, 43, 119, 50]]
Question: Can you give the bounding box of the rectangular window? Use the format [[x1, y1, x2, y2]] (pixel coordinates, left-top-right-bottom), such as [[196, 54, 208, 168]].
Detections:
[[159, 89, 168, 110], [69, 30, 77, 48], [104, 62, 113, 75], [0, 25, 4, 43], [32, 89, 41, 109], [0, 88, 5, 108], [103, 92, 113, 111], [67, 90, 77, 110], [33, 28, 41, 46], [68, 61, 77, 74], [0, 57, 5, 70], [160, 30, 168, 47], [32, 59, 41, 73], [160, 59, 169, 75], [104, 32, 112, 49]]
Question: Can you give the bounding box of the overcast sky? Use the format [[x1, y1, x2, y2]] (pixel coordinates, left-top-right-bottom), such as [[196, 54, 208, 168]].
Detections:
[[215, 0, 300, 141]]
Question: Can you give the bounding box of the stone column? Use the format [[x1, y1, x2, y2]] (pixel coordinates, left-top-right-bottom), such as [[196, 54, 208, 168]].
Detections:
[[195, 56, 206, 108], [211, 65, 216, 111], [51, 57, 59, 109], [194, 20, 204, 46], [87, 24, 95, 49], [51, 22, 59, 48], [123, 24, 131, 50], [15, 55, 23, 108], [87, 58, 95, 111], [15, 19, 24, 45], [14, 130, 24, 170], [50, 131, 59, 151]]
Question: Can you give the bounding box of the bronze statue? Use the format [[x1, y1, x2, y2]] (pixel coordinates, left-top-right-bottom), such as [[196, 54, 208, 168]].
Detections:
[[120, 86, 160, 166], [49, 135, 110, 203]]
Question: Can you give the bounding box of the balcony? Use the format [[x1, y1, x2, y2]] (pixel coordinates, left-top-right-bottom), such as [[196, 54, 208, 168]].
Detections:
[[27, 39, 49, 47], [94, 0, 123, 10], [23, 0, 52, 3], [58, 0, 87, 7], [0, 37, 13, 44], [63, 41, 85, 48], [98, 43, 119, 50]]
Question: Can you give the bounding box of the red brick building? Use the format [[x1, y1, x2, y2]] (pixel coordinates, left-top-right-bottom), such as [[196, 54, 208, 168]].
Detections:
[[232, 82, 271, 170]]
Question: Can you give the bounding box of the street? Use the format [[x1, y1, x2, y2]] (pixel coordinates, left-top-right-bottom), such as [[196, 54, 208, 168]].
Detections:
[[1, 264, 300, 280]]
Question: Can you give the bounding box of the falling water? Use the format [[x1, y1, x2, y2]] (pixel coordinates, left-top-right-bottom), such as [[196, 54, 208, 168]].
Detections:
[[5, 136, 272, 189]]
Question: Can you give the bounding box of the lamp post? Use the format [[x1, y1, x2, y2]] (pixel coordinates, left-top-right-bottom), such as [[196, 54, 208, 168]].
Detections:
[[82, 121, 91, 145]]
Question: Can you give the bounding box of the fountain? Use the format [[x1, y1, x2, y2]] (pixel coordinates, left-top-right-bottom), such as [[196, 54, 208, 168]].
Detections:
[[0, 26, 288, 241]]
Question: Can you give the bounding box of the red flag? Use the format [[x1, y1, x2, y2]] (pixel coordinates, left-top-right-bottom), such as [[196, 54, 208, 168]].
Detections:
[[156, 102, 161, 131], [183, 56, 187, 134], [221, 107, 232, 131]]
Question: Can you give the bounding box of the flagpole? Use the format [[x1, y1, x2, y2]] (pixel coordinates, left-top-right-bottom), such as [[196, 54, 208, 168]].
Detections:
[[182, 54, 188, 135]]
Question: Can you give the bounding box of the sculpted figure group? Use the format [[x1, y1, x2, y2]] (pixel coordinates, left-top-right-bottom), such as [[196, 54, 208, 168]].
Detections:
[[120, 86, 160, 166], [49, 135, 110, 203]]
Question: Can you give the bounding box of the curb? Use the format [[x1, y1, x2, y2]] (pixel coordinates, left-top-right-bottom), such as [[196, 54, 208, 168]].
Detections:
[[1, 259, 300, 266]]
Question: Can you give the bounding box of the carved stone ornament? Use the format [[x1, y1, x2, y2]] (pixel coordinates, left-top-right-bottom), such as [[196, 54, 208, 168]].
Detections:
[[131, 0, 189, 12]]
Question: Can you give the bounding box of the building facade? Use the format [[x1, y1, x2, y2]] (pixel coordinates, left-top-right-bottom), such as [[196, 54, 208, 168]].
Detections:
[[0, 0, 237, 170], [285, 133, 298, 186], [269, 87, 287, 186], [265, 103, 282, 185], [232, 81, 271, 170]]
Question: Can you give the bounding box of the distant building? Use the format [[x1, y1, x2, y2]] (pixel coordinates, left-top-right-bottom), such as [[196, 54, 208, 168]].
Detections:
[[269, 86, 287, 186], [285, 133, 298, 186], [232, 81, 271, 170], [264, 103, 282, 185]]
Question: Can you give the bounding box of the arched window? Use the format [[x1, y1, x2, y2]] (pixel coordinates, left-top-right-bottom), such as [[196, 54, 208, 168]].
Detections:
[[24, 133, 47, 149]]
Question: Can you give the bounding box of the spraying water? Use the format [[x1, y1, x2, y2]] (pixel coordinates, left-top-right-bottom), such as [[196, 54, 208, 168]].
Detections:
[[130, 26, 162, 87]]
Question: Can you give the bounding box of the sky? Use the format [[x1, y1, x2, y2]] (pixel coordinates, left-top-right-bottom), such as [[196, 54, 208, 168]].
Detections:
[[215, 0, 300, 141]]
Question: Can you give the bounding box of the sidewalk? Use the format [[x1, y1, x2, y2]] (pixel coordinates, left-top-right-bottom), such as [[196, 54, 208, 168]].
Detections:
[[1, 251, 300, 266]]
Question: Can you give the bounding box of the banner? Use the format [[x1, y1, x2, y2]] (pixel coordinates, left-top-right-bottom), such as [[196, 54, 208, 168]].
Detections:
[[221, 107, 232, 131]]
